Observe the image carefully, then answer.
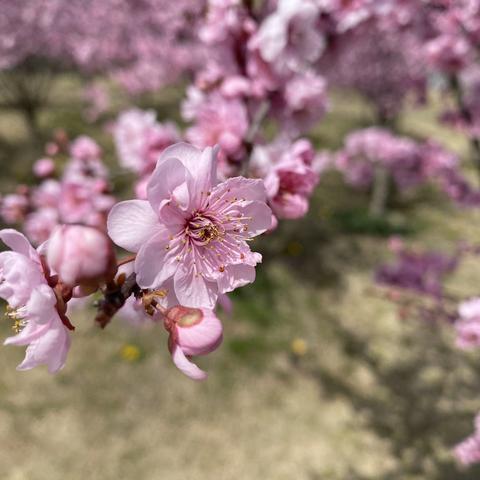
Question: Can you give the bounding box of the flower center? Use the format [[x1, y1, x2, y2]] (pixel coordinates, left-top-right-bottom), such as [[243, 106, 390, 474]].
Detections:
[[166, 306, 203, 328], [5, 305, 27, 333], [186, 213, 224, 246]]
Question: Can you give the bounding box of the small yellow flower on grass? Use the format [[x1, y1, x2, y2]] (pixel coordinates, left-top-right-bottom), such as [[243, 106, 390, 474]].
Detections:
[[120, 343, 141, 362], [291, 337, 308, 357]]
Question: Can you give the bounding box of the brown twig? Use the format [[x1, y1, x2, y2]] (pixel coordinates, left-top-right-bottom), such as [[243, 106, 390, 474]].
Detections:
[[94, 273, 140, 328]]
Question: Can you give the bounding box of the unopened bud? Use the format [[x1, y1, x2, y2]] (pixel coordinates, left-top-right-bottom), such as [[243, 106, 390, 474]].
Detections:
[[166, 306, 223, 356], [47, 225, 116, 289]]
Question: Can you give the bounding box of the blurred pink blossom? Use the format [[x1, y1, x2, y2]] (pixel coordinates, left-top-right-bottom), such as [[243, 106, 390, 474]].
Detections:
[[33, 158, 55, 178]]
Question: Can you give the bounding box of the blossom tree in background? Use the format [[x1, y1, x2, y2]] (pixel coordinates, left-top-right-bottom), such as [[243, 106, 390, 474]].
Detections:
[[0, 0, 205, 134]]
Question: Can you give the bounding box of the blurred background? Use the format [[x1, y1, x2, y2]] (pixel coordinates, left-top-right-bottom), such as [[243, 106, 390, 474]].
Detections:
[[2, 2, 480, 479]]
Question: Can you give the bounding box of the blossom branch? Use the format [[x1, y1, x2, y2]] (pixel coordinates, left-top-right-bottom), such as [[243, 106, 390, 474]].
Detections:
[[94, 273, 140, 329]]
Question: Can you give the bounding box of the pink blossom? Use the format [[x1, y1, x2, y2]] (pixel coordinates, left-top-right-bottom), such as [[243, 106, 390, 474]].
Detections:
[[58, 180, 114, 227], [108, 142, 271, 309], [164, 305, 223, 380], [334, 128, 430, 190], [454, 414, 480, 466], [0, 229, 71, 373], [424, 34, 472, 73], [47, 225, 116, 289], [251, 139, 320, 220], [280, 71, 328, 134], [31, 179, 61, 209], [69, 135, 102, 161], [114, 108, 180, 176], [82, 82, 110, 122], [254, 0, 325, 73], [45, 141, 59, 157], [455, 298, 480, 350], [184, 89, 248, 161], [33, 158, 55, 178], [220, 75, 252, 98], [199, 0, 249, 45], [0, 193, 29, 224], [24, 209, 59, 246], [114, 108, 158, 173]]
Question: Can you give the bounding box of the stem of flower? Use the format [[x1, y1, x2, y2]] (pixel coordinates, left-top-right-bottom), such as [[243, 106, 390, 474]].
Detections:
[[117, 254, 136, 268]]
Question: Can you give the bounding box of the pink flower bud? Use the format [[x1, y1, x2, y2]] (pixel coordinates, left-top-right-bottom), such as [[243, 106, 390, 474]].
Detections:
[[45, 142, 59, 156], [164, 306, 223, 380], [33, 158, 55, 178], [47, 225, 116, 289]]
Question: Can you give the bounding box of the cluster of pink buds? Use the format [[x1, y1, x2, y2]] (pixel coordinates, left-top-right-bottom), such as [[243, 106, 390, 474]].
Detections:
[[0, 133, 115, 245]]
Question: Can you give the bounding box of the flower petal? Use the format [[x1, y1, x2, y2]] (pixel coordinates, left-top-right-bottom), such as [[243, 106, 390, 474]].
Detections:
[[107, 200, 162, 253], [147, 156, 189, 212], [174, 264, 218, 309], [218, 264, 256, 294], [16, 320, 70, 374], [176, 309, 223, 356], [0, 229, 40, 263], [135, 231, 178, 289], [171, 344, 207, 381], [238, 200, 273, 237], [210, 176, 267, 204]]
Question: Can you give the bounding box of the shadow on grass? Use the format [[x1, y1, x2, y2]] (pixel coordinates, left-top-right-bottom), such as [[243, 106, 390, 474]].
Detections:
[[301, 317, 480, 480]]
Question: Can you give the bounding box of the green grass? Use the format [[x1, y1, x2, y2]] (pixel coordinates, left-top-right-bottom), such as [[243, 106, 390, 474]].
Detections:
[[1, 78, 480, 479]]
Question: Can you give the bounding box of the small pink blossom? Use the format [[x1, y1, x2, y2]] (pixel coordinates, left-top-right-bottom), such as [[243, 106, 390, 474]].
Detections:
[[424, 34, 472, 73], [183, 89, 248, 161], [33, 158, 55, 178], [254, 0, 325, 73], [0, 193, 29, 224], [454, 413, 480, 466], [281, 71, 328, 134], [24, 209, 59, 246], [31, 179, 61, 209], [251, 139, 320, 220], [0, 229, 71, 373], [108, 142, 271, 309], [164, 306, 223, 380], [69, 135, 102, 161], [82, 82, 110, 122], [114, 108, 180, 176], [455, 298, 480, 350]]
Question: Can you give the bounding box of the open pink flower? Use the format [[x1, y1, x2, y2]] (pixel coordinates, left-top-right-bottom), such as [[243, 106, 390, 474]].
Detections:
[[251, 139, 320, 220], [0, 229, 71, 373], [164, 306, 223, 380], [254, 0, 324, 73], [108, 142, 271, 309]]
